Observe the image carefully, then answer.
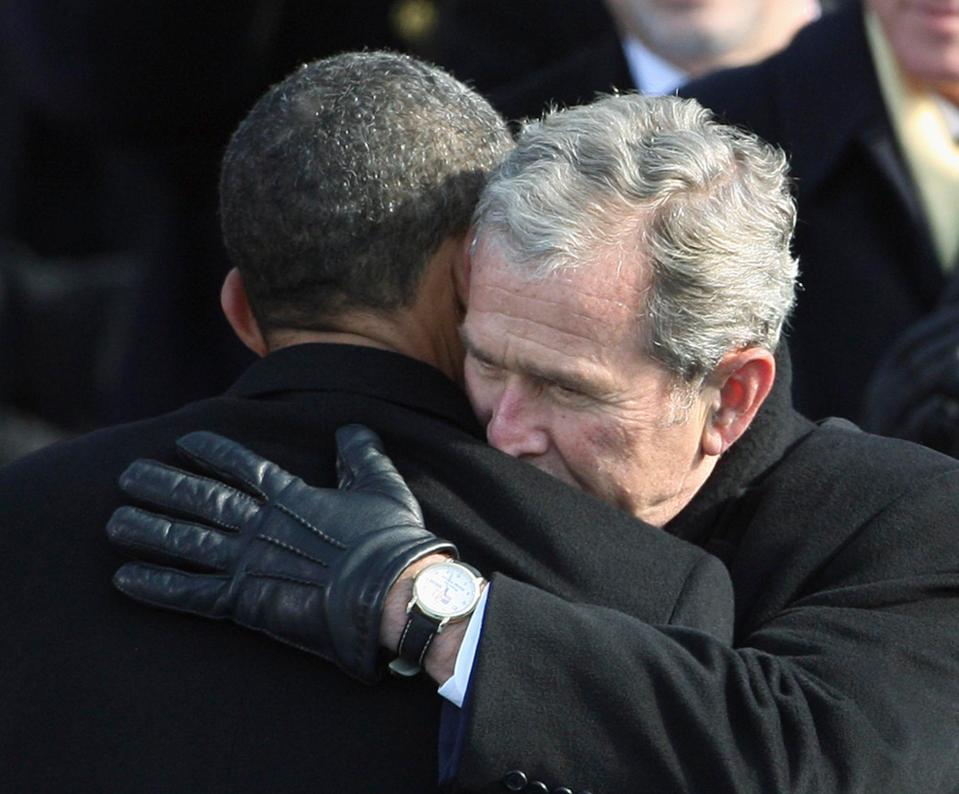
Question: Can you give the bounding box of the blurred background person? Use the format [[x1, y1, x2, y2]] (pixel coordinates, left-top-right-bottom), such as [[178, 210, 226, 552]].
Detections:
[[682, 0, 959, 425], [433, 0, 825, 122]]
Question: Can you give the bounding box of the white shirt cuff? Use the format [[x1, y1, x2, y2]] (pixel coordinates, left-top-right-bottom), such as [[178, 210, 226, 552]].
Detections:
[[437, 583, 489, 708]]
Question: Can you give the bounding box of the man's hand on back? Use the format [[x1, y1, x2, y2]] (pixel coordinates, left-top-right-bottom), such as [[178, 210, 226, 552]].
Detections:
[[106, 425, 457, 684]]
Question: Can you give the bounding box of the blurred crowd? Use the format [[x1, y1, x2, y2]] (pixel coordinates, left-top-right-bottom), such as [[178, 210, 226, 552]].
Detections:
[[4, 0, 959, 465]]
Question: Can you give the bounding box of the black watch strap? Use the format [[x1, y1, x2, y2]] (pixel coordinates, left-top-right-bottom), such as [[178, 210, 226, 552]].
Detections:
[[389, 609, 440, 678]]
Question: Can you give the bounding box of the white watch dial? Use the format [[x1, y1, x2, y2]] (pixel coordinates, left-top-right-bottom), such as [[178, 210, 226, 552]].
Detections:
[[413, 561, 481, 619]]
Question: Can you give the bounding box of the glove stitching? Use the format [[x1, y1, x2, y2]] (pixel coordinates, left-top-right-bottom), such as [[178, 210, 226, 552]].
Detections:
[[256, 534, 329, 567], [246, 570, 326, 589], [238, 620, 320, 659], [210, 517, 242, 533], [274, 502, 347, 550]]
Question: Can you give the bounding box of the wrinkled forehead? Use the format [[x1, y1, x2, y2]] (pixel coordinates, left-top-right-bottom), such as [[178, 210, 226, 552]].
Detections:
[[465, 234, 652, 349], [469, 225, 651, 287]]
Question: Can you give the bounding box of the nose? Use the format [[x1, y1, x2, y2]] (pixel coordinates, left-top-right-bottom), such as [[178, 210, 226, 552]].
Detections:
[[486, 378, 550, 458]]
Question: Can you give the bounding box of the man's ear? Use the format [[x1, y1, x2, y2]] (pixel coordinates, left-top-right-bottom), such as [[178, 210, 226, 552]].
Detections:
[[221, 268, 268, 357], [701, 348, 776, 457]]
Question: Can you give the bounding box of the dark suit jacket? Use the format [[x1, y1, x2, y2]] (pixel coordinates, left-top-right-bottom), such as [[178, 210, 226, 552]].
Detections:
[[454, 360, 959, 792], [682, 2, 947, 423], [431, 0, 615, 100], [0, 343, 731, 793]]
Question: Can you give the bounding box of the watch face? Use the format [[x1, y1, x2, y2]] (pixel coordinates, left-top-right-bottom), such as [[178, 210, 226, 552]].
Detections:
[[413, 561, 481, 620]]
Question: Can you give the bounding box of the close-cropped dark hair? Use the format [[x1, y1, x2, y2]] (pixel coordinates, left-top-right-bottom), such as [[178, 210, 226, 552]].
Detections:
[[219, 51, 512, 331]]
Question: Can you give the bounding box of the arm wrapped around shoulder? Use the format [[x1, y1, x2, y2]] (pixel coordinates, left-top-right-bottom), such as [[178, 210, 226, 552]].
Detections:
[[106, 425, 455, 683]]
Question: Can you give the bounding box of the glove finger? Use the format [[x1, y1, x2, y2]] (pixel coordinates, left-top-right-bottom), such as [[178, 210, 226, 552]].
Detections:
[[176, 431, 296, 500], [334, 424, 423, 521], [119, 458, 259, 530], [107, 506, 237, 571], [112, 562, 229, 618]]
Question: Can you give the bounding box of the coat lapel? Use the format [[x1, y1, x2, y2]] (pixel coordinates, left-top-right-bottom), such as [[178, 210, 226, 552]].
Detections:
[[776, 2, 943, 305]]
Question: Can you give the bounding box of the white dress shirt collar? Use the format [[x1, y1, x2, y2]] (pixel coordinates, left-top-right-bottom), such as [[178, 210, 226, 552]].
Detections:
[[620, 35, 688, 96], [619, 2, 822, 97]]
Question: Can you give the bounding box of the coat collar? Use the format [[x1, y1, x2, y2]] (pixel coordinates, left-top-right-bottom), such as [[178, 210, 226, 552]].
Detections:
[[227, 343, 484, 438], [666, 346, 814, 549]]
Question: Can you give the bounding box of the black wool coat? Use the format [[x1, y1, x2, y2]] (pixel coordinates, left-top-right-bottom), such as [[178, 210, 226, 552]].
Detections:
[[681, 2, 948, 423], [0, 343, 730, 793], [455, 356, 959, 793]]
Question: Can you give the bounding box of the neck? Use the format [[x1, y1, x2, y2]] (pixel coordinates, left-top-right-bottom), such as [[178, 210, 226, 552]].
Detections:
[[639, 454, 720, 528], [264, 237, 468, 386], [267, 315, 464, 386]]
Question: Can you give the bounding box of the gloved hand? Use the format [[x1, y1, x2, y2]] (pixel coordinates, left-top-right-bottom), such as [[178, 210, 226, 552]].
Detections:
[[107, 425, 456, 683], [862, 300, 959, 457]]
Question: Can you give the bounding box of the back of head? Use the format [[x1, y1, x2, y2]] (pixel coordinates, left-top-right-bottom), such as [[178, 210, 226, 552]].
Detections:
[[220, 51, 512, 332], [473, 93, 798, 387]]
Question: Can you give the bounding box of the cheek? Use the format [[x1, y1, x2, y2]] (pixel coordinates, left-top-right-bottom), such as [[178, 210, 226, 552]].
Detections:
[[584, 419, 633, 457], [566, 414, 638, 478]]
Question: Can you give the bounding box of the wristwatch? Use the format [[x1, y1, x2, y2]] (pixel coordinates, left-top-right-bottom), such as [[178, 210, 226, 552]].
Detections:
[[388, 559, 485, 678]]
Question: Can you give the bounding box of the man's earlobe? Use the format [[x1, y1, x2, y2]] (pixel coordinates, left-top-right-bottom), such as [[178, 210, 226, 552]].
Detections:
[[701, 349, 776, 457], [221, 268, 268, 357]]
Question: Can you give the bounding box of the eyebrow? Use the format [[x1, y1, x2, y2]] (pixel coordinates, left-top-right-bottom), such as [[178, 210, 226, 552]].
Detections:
[[459, 327, 605, 397]]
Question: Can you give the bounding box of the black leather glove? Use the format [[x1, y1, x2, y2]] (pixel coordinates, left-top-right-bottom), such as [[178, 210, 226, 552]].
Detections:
[[107, 425, 456, 683]]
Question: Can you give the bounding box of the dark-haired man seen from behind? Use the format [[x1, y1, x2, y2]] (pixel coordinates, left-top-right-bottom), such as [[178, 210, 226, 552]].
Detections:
[[0, 53, 733, 792], [112, 93, 959, 792]]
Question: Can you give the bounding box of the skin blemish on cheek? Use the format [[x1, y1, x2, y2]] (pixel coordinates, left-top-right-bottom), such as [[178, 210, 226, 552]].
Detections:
[[582, 413, 635, 457]]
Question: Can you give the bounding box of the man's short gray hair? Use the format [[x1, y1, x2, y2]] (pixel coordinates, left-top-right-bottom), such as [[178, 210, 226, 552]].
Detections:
[[473, 93, 798, 388]]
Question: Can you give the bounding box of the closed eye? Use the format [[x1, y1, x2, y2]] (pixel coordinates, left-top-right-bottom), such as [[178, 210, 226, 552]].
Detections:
[[547, 380, 590, 405], [467, 353, 505, 380]]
